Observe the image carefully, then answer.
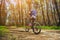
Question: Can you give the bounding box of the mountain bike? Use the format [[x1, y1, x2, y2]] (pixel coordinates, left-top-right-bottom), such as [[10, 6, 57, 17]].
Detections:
[[25, 18, 41, 34]]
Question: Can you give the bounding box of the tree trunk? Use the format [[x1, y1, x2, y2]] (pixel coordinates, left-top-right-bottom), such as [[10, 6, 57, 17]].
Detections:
[[54, 0, 60, 26], [0, 0, 2, 25], [41, 4, 46, 25], [46, 0, 50, 26]]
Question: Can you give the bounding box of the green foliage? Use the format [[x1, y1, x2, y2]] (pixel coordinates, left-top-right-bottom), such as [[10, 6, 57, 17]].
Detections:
[[0, 26, 9, 37], [21, 25, 60, 30], [41, 26, 60, 30]]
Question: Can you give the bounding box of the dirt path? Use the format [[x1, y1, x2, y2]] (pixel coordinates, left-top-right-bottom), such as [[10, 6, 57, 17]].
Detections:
[[1, 27, 60, 40]]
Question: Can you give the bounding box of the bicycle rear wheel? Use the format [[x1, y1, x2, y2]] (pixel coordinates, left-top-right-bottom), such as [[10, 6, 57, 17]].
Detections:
[[32, 22, 41, 34]]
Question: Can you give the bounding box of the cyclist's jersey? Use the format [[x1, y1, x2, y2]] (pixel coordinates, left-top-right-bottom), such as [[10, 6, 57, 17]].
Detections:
[[30, 9, 37, 16]]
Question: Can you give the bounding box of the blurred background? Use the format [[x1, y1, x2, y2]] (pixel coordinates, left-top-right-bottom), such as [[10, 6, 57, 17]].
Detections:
[[0, 0, 60, 26]]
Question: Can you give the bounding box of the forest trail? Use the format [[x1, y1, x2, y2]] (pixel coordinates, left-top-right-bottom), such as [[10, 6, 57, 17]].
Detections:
[[1, 26, 60, 40]]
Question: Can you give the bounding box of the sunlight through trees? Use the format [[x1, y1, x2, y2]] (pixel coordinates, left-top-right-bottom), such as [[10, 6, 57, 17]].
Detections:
[[0, 0, 60, 26]]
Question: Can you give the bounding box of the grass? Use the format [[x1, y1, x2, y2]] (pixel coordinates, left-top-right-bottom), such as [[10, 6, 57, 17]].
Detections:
[[0, 26, 9, 37], [40, 26, 60, 30], [18, 26, 60, 30]]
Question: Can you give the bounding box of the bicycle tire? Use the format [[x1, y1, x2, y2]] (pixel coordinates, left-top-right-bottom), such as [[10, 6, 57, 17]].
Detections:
[[32, 22, 41, 34]]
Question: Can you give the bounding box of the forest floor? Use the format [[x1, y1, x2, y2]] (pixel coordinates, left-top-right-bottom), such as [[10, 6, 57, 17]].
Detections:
[[1, 26, 60, 40]]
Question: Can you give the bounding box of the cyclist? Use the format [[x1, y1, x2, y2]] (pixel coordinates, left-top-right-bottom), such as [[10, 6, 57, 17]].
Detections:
[[29, 9, 37, 21], [28, 9, 37, 27]]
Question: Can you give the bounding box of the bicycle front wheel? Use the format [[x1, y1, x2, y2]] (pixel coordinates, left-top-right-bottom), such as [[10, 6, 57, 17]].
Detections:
[[32, 22, 41, 34]]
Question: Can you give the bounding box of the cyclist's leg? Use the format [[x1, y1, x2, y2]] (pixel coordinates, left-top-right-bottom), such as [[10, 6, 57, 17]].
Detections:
[[31, 17, 36, 28]]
